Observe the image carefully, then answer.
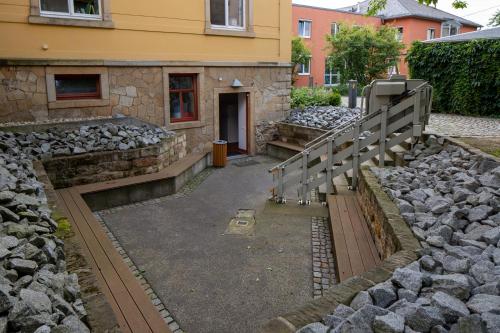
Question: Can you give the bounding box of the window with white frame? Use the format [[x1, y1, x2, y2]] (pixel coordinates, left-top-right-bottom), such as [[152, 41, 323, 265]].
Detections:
[[298, 57, 311, 75], [298, 20, 311, 38], [331, 22, 339, 36], [324, 58, 340, 86], [210, 0, 245, 29], [396, 27, 404, 41], [441, 21, 460, 37], [40, 0, 101, 19], [427, 28, 436, 40]]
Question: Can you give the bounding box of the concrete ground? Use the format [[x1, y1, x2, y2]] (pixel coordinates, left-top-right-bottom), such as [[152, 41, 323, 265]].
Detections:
[[100, 155, 328, 333]]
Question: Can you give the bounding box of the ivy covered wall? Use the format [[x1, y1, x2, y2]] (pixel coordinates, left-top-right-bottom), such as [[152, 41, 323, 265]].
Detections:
[[407, 39, 500, 117]]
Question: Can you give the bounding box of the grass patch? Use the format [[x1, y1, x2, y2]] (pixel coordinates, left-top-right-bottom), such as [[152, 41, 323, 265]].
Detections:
[[52, 211, 72, 239], [460, 137, 500, 158]]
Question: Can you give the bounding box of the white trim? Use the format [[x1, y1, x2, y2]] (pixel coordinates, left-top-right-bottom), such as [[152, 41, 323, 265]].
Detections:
[[298, 19, 312, 38], [298, 57, 311, 76], [39, 0, 102, 20], [210, 0, 246, 30], [441, 21, 461, 37], [426, 28, 436, 40]]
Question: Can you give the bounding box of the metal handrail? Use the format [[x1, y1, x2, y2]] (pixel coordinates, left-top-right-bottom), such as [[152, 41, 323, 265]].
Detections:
[[268, 82, 430, 173]]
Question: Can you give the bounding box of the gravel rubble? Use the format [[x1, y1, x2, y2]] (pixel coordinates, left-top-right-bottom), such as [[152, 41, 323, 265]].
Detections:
[[0, 123, 173, 332], [297, 136, 500, 333], [285, 106, 361, 130]]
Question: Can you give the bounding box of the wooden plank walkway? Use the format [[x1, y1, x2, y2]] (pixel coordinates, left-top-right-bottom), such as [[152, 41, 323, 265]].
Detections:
[[327, 194, 381, 282], [56, 188, 171, 333]]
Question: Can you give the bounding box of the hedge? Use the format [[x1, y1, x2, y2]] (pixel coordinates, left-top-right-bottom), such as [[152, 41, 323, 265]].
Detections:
[[407, 39, 500, 117], [291, 87, 342, 109]]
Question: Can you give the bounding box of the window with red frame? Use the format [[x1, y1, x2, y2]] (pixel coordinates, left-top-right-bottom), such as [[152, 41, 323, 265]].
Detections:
[[169, 74, 198, 123], [55, 74, 101, 100]]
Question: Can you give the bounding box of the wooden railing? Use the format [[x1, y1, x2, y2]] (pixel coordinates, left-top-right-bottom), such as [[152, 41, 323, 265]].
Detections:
[[269, 82, 433, 204]]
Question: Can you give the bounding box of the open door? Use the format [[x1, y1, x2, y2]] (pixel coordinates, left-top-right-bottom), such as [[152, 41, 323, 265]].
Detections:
[[238, 93, 247, 153], [219, 92, 249, 156]]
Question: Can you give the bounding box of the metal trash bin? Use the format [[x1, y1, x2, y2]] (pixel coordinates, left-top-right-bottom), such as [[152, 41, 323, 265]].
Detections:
[[213, 140, 227, 167]]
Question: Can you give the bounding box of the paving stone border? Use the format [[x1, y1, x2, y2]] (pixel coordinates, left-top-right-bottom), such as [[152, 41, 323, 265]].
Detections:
[[260, 169, 421, 333], [311, 217, 337, 299], [94, 213, 184, 333]]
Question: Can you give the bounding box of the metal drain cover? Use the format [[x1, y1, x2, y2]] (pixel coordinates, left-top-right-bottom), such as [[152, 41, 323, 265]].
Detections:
[[225, 209, 256, 235], [233, 159, 260, 167]]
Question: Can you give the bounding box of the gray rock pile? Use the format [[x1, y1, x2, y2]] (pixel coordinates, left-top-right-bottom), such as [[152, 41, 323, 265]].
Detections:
[[285, 107, 361, 130], [297, 136, 500, 333], [0, 123, 175, 159]]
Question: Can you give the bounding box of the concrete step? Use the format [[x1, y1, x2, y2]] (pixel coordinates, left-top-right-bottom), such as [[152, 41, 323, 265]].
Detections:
[[266, 140, 304, 161]]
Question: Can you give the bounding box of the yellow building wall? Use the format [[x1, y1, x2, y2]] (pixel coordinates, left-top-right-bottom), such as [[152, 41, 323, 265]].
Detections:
[[0, 0, 291, 63]]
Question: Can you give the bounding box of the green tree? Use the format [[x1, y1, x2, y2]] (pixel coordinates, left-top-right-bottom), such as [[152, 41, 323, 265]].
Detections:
[[367, 0, 467, 15], [291, 37, 311, 83], [326, 24, 404, 87], [489, 10, 500, 27]]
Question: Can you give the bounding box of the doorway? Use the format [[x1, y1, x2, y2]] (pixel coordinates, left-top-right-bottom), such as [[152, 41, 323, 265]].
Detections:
[[219, 92, 248, 156]]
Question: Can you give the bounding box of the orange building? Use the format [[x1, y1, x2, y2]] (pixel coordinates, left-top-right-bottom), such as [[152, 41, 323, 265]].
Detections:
[[293, 0, 481, 87]]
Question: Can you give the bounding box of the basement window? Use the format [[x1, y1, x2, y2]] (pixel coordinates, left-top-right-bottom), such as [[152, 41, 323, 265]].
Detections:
[[40, 0, 101, 19], [55, 74, 101, 100], [169, 74, 198, 123]]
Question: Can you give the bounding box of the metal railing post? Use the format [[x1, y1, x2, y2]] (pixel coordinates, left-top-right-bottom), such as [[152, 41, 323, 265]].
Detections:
[[278, 166, 284, 203], [351, 120, 360, 190], [300, 150, 309, 204], [379, 105, 388, 167], [326, 136, 334, 195], [412, 90, 422, 143]]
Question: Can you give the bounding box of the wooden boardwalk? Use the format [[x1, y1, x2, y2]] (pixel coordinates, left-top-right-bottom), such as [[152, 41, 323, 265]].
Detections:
[[57, 188, 171, 333], [327, 194, 381, 282], [52, 153, 209, 333]]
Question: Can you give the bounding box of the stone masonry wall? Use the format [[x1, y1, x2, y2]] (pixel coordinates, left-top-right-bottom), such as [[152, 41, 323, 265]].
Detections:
[[109, 67, 164, 126], [43, 133, 186, 188], [0, 65, 291, 155]]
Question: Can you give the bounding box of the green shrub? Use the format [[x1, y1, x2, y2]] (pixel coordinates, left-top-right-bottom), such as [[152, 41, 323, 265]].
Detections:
[[331, 84, 363, 97], [407, 39, 500, 117], [291, 87, 341, 109]]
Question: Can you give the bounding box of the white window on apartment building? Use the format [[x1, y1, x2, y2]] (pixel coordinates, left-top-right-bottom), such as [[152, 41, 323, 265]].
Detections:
[[441, 21, 460, 37], [298, 57, 311, 75], [396, 27, 404, 41], [210, 0, 245, 29], [331, 22, 340, 36], [298, 20, 312, 38], [324, 58, 340, 86], [427, 28, 436, 40], [40, 0, 101, 19]]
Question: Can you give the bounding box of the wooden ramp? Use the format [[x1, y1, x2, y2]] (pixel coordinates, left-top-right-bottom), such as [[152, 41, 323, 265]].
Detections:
[[327, 194, 381, 282], [56, 188, 171, 333]]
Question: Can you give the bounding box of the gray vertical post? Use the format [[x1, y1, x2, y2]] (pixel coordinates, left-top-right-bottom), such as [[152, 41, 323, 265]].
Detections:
[[351, 120, 360, 190], [301, 150, 309, 204], [348, 80, 358, 108], [412, 90, 422, 144], [278, 167, 284, 203], [326, 136, 334, 195], [379, 105, 388, 167]]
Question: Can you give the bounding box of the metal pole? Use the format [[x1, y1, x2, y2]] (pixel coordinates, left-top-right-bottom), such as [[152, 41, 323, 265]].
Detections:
[[348, 80, 358, 108]]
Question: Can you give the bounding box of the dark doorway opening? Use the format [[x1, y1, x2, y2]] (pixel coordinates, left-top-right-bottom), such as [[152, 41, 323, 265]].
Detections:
[[219, 93, 248, 156]]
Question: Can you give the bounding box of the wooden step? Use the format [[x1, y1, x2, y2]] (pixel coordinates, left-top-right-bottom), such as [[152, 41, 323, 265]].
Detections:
[[267, 140, 304, 160], [56, 189, 171, 333], [372, 152, 395, 167], [75, 150, 210, 195], [327, 194, 381, 282]]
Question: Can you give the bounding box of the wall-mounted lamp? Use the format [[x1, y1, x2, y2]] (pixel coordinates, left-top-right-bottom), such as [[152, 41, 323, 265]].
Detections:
[[231, 79, 243, 88]]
